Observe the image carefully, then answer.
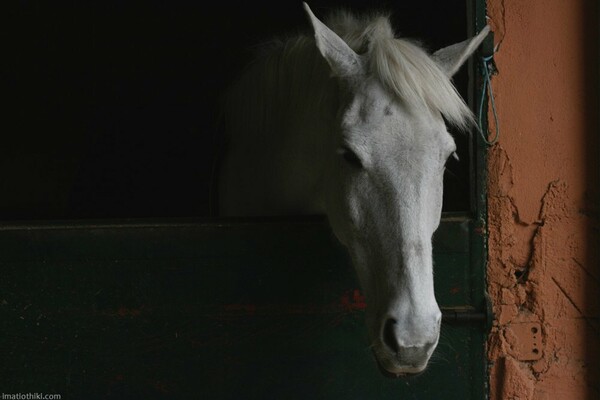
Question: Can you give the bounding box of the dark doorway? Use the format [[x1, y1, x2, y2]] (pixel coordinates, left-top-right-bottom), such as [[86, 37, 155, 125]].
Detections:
[[5, 0, 470, 220]]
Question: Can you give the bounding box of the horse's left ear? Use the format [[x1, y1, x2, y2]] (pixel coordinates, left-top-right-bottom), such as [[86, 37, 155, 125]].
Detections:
[[432, 26, 491, 77]]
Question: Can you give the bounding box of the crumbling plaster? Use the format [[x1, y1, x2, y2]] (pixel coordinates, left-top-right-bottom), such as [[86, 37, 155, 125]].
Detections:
[[485, 0, 599, 399]]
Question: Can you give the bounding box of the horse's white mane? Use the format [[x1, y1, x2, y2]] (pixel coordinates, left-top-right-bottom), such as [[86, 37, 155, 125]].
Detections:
[[326, 9, 474, 129], [221, 9, 474, 139]]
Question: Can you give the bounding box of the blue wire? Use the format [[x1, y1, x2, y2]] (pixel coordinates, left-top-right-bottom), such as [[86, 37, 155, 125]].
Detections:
[[478, 55, 500, 146]]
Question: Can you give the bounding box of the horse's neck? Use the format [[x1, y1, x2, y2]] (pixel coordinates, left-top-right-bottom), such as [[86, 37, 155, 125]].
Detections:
[[219, 39, 337, 216]]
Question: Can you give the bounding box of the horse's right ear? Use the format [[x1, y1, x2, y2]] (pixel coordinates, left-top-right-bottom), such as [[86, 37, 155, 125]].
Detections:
[[303, 2, 363, 77]]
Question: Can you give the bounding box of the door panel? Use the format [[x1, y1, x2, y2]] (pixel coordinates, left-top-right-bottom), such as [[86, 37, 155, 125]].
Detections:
[[1, 217, 486, 399]]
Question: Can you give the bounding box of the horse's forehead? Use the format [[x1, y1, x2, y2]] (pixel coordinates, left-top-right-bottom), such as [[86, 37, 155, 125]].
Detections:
[[350, 83, 443, 130], [342, 80, 454, 153], [352, 78, 393, 108], [358, 104, 450, 149]]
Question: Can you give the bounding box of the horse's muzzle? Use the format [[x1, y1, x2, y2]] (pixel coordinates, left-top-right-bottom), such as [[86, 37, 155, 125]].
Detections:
[[371, 315, 440, 377]]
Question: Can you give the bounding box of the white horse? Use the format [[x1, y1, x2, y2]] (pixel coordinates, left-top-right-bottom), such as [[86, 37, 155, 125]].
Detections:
[[218, 3, 489, 376]]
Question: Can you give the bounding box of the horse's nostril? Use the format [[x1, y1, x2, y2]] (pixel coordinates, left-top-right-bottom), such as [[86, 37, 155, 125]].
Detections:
[[383, 319, 399, 353]]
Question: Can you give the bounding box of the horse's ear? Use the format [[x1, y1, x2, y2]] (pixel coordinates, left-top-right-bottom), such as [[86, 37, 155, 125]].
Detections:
[[303, 2, 363, 77], [432, 26, 491, 77]]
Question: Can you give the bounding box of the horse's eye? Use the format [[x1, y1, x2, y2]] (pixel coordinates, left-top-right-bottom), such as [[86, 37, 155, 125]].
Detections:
[[339, 146, 363, 169]]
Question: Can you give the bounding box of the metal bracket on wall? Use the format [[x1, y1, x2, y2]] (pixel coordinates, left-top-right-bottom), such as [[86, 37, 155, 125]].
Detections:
[[504, 322, 543, 361]]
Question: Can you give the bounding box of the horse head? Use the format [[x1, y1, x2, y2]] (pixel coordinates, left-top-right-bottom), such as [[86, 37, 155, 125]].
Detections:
[[304, 3, 489, 376]]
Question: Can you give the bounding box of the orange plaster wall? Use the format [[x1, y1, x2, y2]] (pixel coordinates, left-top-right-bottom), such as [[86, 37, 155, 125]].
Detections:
[[485, 0, 599, 399]]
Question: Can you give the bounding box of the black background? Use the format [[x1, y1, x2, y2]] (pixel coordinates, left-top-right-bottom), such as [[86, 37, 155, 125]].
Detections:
[[4, 0, 470, 220]]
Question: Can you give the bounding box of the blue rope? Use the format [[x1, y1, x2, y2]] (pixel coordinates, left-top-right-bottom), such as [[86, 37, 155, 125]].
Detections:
[[478, 55, 500, 146]]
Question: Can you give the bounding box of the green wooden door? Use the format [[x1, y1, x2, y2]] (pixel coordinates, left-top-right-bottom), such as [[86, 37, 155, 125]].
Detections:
[[1, 216, 487, 399]]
